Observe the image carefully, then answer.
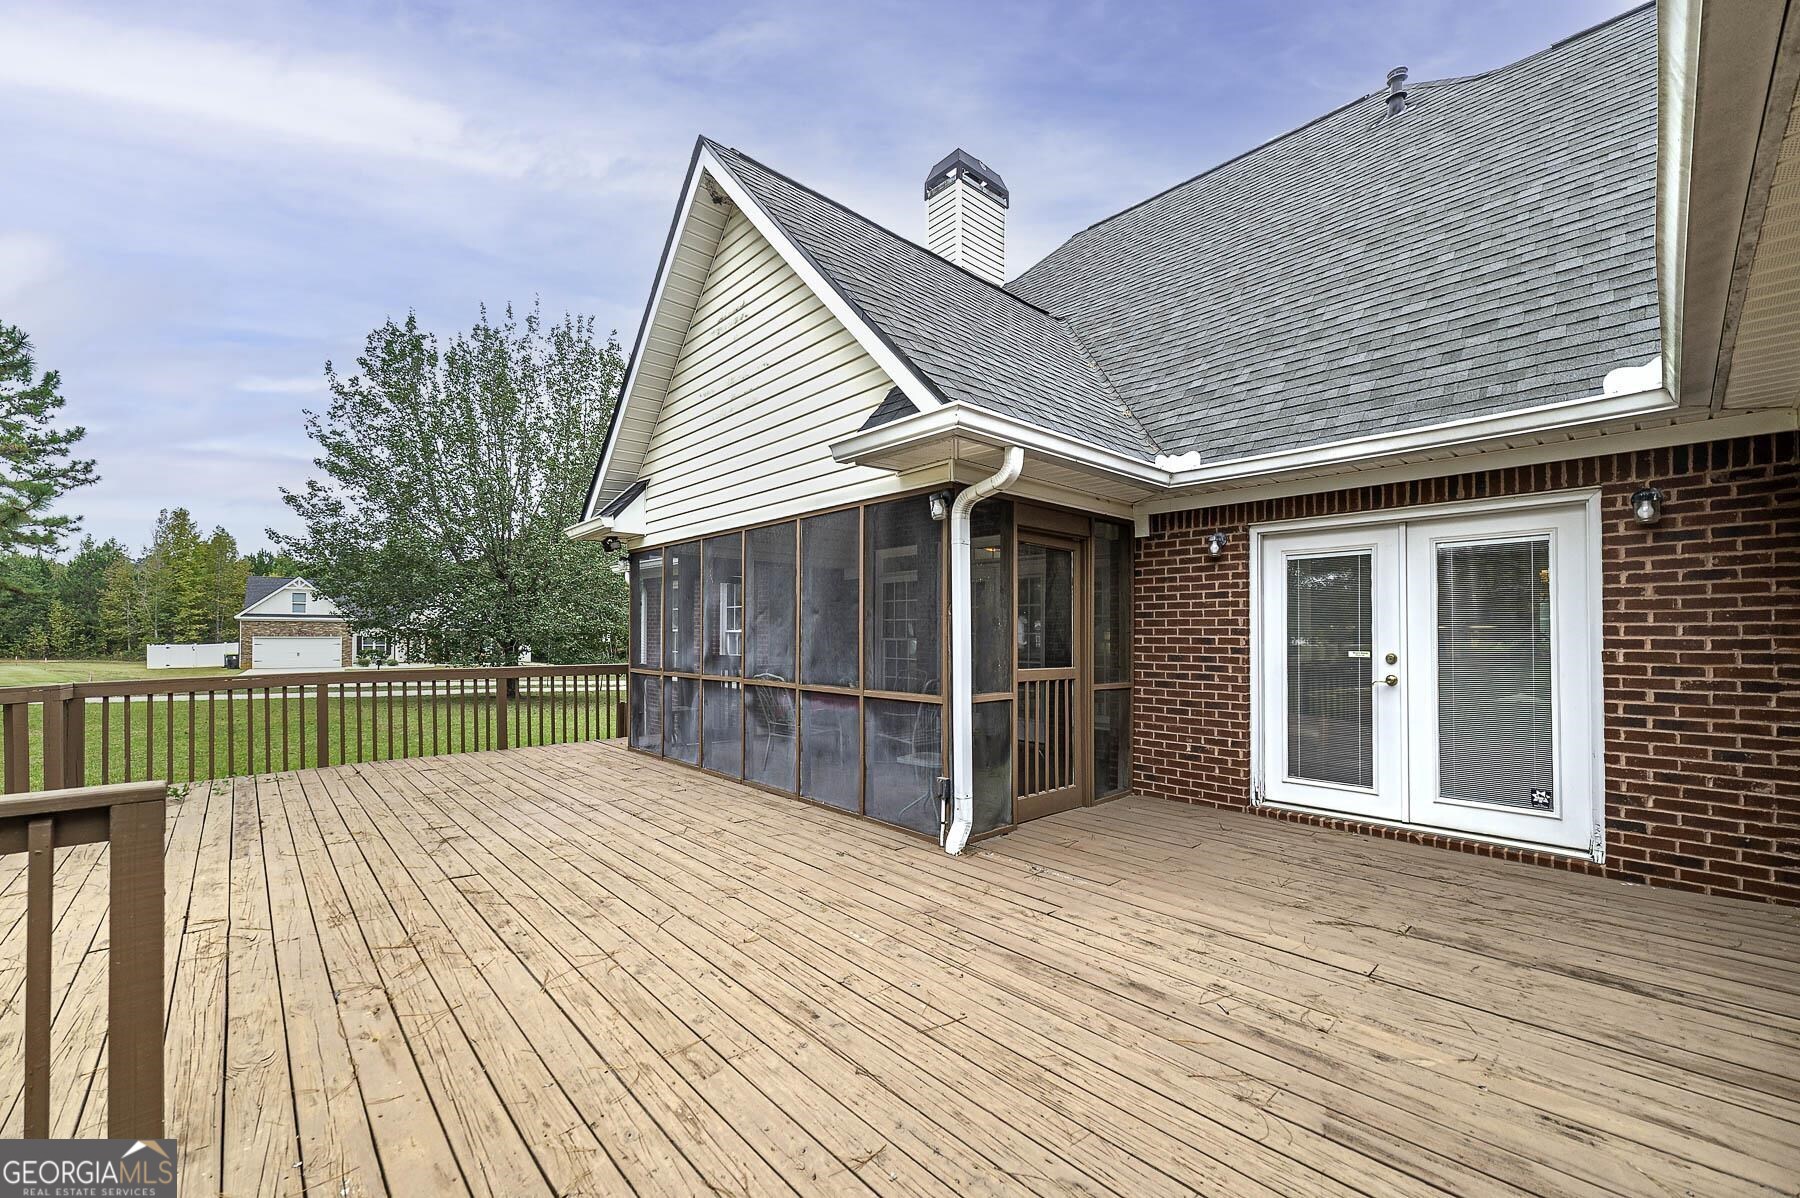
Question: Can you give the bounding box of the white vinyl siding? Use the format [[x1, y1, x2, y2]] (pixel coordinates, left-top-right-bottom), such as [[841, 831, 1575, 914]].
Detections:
[[925, 181, 1005, 284], [636, 207, 901, 545]]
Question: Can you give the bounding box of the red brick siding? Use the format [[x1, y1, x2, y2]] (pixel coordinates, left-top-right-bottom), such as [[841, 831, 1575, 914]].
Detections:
[[1133, 432, 1799, 904]]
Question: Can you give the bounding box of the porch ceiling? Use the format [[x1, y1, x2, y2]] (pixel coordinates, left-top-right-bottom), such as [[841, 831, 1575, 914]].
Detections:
[[9, 743, 1797, 1195]]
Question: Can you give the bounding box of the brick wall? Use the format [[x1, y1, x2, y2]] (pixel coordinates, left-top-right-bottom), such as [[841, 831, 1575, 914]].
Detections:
[[1134, 432, 1798, 903], [238, 620, 353, 669]]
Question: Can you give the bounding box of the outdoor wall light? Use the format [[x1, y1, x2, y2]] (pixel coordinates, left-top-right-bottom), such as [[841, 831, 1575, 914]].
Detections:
[[1206, 531, 1229, 557], [1630, 487, 1664, 526], [928, 490, 954, 521], [600, 535, 623, 553]]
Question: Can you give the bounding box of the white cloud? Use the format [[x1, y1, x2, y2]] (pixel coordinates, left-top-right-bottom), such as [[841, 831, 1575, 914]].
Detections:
[[0, 11, 527, 175], [0, 233, 61, 307], [235, 374, 323, 395]]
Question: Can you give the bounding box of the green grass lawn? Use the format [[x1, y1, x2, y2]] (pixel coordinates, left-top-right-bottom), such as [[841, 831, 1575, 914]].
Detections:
[[0, 659, 239, 687], [1, 686, 622, 792]]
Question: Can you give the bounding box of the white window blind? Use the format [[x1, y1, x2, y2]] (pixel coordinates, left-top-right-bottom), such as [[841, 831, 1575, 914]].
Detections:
[[1435, 538, 1554, 810]]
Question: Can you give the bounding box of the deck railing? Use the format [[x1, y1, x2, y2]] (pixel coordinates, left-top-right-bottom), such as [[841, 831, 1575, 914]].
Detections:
[[2, 781, 166, 1137], [0, 664, 627, 794]]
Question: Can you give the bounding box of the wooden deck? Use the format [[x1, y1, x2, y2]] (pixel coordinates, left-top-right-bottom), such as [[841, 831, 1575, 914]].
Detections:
[[2, 742, 1797, 1196]]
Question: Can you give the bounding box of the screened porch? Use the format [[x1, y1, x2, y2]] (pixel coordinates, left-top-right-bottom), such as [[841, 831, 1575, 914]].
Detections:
[[624, 489, 1133, 839]]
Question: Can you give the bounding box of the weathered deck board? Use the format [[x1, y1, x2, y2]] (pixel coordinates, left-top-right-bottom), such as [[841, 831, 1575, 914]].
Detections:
[[0, 742, 1794, 1197]]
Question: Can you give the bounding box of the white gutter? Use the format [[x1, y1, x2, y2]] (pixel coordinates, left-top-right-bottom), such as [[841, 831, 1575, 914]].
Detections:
[[944, 445, 1025, 855]]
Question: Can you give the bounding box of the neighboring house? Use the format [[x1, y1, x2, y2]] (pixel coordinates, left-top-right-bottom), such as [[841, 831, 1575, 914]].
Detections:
[[573, 3, 1798, 902], [235, 576, 404, 670]]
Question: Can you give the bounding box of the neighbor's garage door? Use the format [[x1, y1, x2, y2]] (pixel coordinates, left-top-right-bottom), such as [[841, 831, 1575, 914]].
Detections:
[[252, 636, 341, 670]]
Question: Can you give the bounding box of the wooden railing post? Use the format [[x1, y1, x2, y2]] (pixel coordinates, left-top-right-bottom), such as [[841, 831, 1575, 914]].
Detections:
[[61, 695, 85, 789], [495, 674, 511, 751], [41, 686, 70, 791], [314, 683, 330, 769], [108, 792, 165, 1139], [2, 700, 29, 794], [23, 816, 52, 1137]]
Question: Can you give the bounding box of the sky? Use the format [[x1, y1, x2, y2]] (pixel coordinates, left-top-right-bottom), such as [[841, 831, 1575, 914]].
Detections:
[[3, 0, 1632, 555]]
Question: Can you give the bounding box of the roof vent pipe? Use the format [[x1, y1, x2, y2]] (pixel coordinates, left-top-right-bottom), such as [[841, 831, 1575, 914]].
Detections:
[[1386, 66, 1409, 117]]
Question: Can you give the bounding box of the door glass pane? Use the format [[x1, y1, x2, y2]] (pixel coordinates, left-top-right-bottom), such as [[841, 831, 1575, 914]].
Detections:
[[631, 551, 663, 669], [1093, 522, 1130, 684], [1437, 539, 1554, 810], [703, 534, 742, 676], [972, 700, 1011, 833], [800, 692, 859, 811], [747, 523, 797, 682], [801, 509, 860, 687], [865, 699, 941, 834], [744, 684, 796, 792], [1094, 689, 1130, 796], [1285, 553, 1372, 788], [1017, 543, 1073, 670], [665, 677, 699, 764], [971, 501, 1011, 694], [630, 674, 661, 753], [703, 680, 741, 777], [865, 497, 942, 694], [665, 541, 700, 673]]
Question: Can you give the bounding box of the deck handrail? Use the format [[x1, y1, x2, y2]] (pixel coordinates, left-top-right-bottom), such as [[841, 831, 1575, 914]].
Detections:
[[1, 780, 167, 1139], [0, 663, 628, 794]]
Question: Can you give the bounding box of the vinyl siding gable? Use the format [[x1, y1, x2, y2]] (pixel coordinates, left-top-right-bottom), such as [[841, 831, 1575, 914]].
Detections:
[[635, 206, 902, 545]]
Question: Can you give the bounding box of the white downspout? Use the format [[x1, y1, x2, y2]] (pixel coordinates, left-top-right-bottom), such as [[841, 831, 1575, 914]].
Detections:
[[945, 446, 1025, 855]]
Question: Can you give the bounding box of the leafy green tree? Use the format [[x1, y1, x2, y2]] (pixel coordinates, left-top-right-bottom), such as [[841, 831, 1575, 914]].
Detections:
[[276, 303, 627, 664], [243, 548, 304, 577], [0, 553, 54, 655], [0, 320, 96, 563], [45, 598, 73, 657], [59, 536, 129, 655], [98, 555, 143, 655], [204, 528, 250, 640]]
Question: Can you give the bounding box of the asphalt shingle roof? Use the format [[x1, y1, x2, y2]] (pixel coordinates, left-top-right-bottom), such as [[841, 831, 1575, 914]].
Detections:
[[1008, 4, 1660, 463], [243, 576, 293, 609], [705, 142, 1159, 458]]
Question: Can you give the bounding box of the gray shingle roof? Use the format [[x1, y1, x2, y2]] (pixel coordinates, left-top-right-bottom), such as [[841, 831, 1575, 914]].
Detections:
[[243, 576, 293, 609], [1008, 4, 1659, 464], [705, 142, 1159, 458]]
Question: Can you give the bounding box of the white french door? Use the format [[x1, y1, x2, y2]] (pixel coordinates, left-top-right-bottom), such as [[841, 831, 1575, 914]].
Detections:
[[1258, 498, 1599, 855], [1260, 526, 1406, 819]]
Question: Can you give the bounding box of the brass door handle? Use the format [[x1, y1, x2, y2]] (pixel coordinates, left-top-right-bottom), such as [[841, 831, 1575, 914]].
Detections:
[[1376, 674, 1398, 687]]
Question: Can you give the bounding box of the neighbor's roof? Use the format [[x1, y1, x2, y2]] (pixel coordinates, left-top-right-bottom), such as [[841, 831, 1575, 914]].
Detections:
[[704, 141, 1160, 458], [700, 3, 1658, 468], [1008, 3, 1660, 462], [243, 576, 295, 608]]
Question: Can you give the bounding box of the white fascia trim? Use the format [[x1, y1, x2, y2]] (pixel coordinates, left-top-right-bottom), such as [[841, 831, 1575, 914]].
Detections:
[[1657, 0, 1701, 402], [1157, 386, 1676, 488], [233, 576, 324, 620], [700, 145, 942, 418], [832, 387, 1681, 505], [582, 157, 716, 524], [829, 402, 1168, 486]]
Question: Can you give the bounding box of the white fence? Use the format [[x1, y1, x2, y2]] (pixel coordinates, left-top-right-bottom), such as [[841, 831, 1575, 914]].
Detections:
[[146, 641, 236, 669]]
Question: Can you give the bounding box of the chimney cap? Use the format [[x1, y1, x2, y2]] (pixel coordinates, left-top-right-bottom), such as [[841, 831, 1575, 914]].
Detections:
[[1386, 65, 1408, 90], [924, 148, 1009, 205]]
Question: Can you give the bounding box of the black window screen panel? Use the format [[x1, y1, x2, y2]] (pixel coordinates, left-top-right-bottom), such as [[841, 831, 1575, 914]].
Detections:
[[631, 551, 663, 669], [800, 510, 860, 688], [665, 541, 700, 673], [747, 523, 797, 681], [1285, 553, 1373, 788], [1436, 539, 1555, 810]]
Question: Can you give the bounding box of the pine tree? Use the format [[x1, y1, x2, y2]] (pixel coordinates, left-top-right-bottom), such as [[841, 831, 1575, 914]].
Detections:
[[0, 320, 97, 562], [98, 556, 142, 655]]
